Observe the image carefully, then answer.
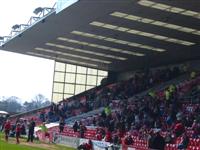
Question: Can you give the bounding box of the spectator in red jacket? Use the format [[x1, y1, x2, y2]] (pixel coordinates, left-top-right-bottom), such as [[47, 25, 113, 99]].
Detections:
[[96, 130, 103, 141], [85, 140, 93, 150], [4, 120, 11, 142], [105, 130, 112, 142], [77, 140, 93, 150], [174, 121, 185, 137]]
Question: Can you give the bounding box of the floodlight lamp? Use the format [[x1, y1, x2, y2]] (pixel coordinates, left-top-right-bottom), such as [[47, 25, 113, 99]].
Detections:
[[33, 7, 43, 15], [12, 24, 20, 30]]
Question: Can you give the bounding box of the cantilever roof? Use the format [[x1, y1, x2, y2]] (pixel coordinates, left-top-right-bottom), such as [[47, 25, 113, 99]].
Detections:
[[1, 0, 200, 71]]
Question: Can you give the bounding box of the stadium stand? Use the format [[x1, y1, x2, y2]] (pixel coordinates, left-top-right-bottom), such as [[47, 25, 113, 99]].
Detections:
[[39, 72, 200, 150], [9, 64, 186, 124], [2, 0, 200, 149], [8, 62, 200, 150]]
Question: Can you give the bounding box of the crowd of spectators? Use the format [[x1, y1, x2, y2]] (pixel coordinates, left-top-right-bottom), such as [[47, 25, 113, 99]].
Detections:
[[70, 73, 200, 149], [8, 64, 187, 127], [1, 117, 36, 144], [7, 63, 198, 149], [42, 65, 186, 124]]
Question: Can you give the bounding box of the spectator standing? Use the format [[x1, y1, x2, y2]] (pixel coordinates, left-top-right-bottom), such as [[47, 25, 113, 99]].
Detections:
[[104, 106, 111, 117], [73, 121, 79, 132], [4, 120, 11, 142], [105, 130, 112, 142], [80, 123, 87, 138], [39, 123, 50, 143], [59, 117, 65, 133], [20, 120, 26, 135], [15, 122, 21, 144], [27, 118, 36, 142]]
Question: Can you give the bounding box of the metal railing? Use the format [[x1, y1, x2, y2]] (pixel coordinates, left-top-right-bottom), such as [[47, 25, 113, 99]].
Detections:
[[0, 3, 56, 47]]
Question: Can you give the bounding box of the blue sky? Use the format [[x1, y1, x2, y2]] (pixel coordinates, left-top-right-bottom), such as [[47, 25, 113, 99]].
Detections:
[[0, 0, 56, 102]]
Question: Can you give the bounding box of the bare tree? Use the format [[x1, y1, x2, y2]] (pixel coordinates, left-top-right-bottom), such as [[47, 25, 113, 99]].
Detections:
[[0, 96, 22, 113], [23, 94, 51, 111]]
